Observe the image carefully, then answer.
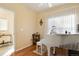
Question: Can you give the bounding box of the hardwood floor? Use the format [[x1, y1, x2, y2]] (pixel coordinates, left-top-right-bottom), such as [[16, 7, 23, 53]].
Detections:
[[11, 45, 68, 56], [11, 45, 40, 56]]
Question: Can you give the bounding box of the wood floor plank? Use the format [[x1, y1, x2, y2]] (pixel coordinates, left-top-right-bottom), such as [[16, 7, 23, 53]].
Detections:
[[11, 45, 40, 56]]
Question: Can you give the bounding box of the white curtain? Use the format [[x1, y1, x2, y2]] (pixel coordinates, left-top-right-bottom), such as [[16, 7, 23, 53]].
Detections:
[[47, 9, 76, 34]]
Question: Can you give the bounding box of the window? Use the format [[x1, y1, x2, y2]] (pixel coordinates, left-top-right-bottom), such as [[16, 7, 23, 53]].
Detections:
[[0, 19, 8, 31], [47, 10, 76, 34]]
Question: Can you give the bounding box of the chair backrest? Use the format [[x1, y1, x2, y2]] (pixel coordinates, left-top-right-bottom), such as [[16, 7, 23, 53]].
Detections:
[[40, 34, 61, 47]]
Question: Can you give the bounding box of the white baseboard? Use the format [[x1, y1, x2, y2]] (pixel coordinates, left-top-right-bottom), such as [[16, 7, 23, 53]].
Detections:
[[15, 43, 32, 52]]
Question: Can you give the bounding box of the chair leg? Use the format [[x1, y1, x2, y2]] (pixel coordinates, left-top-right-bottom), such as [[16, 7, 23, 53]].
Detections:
[[36, 45, 38, 52], [47, 47, 50, 56], [53, 47, 56, 55], [40, 44, 43, 55]]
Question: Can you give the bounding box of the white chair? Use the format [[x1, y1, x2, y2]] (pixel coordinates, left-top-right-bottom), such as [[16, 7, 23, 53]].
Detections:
[[36, 35, 61, 56]]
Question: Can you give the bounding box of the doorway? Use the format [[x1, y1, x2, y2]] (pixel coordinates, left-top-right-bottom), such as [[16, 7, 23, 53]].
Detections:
[[0, 8, 15, 56]]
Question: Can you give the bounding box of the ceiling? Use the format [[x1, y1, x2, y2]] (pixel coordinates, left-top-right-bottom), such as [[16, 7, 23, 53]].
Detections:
[[26, 3, 64, 12]]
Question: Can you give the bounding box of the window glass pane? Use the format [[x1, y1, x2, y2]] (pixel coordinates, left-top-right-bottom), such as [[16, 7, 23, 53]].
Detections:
[[47, 13, 75, 34], [0, 19, 8, 31]]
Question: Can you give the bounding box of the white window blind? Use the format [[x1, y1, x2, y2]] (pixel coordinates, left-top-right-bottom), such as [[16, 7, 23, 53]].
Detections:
[[0, 19, 8, 31], [47, 9, 76, 34]]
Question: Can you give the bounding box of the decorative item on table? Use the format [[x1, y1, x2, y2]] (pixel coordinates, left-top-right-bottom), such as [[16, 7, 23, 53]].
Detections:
[[65, 30, 67, 34]]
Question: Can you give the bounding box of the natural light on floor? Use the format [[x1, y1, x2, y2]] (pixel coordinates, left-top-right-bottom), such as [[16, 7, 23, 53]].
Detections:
[[0, 45, 14, 56]]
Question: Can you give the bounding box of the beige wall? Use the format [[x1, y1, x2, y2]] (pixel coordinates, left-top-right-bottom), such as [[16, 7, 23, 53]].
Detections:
[[0, 4, 37, 50]]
